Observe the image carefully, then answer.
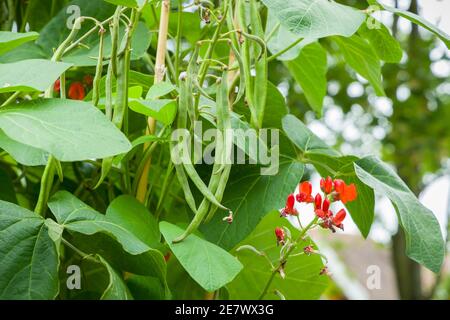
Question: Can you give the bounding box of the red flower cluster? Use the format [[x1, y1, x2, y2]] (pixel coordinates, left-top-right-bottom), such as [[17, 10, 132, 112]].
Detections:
[[53, 75, 94, 100], [280, 177, 358, 233]]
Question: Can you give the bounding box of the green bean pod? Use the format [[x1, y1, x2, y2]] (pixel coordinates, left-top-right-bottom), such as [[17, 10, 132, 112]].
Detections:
[[92, 29, 105, 107]]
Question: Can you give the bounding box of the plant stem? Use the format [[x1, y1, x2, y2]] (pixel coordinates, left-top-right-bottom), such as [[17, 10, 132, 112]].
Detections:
[[267, 37, 304, 62], [258, 217, 318, 300], [0, 91, 20, 107], [135, 0, 171, 203]]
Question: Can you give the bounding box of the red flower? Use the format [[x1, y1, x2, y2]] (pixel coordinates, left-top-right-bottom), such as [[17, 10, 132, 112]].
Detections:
[[304, 245, 315, 255], [314, 193, 322, 209], [322, 198, 330, 212], [320, 176, 333, 194], [315, 208, 326, 219], [68, 82, 85, 100], [83, 74, 94, 86], [296, 181, 313, 203], [332, 209, 346, 230], [333, 179, 357, 204], [281, 193, 298, 216], [54, 79, 61, 92], [275, 227, 285, 246]]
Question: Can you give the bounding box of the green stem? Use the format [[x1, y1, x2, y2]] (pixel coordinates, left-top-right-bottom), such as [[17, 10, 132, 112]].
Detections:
[[267, 37, 304, 62], [0, 91, 20, 107], [258, 217, 318, 300]]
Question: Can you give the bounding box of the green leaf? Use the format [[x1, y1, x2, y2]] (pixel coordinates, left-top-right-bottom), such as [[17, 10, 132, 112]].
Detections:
[[98, 255, 133, 300], [129, 99, 177, 125], [0, 129, 48, 166], [227, 212, 328, 299], [0, 201, 59, 299], [0, 98, 131, 161], [166, 257, 205, 300], [0, 59, 72, 93], [48, 191, 167, 281], [0, 32, 39, 56], [201, 161, 305, 250], [160, 221, 243, 292], [369, 0, 450, 49], [282, 114, 340, 157], [334, 35, 385, 96], [265, 11, 316, 61], [146, 82, 177, 100], [126, 274, 170, 300], [48, 191, 148, 255], [285, 42, 327, 116], [305, 152, 375, 238], [354, 156, 445, 273], [261, 0, 365, 39], [106, 195, 161, 248], [359, 21, 403, 63]]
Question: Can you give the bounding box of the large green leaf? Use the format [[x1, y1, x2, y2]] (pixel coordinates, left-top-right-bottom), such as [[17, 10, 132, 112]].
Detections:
[[128, 99, 177, 125], [261, 0, 365, 39], [201, 161, 305, 250], [0, 59, 71, 93], [282, 114, 340, 157], [0, 201, 59, 299], [358, 21, 403, 63], [49, 191, 147, 255], [368, 0, 450, 49], [354, 156, 445, 273], [98, 256, 133, 300], [106, 195, 160, 248], [0, 130, 48, 166], [334, 35, 385, 96], [0, 32, 39, 56], [227, 212, 328, 299], [48, 191, 167, 281], [285, 42, 327, 116], [160, 222, 243, 292], [0, 98, 131, 161]]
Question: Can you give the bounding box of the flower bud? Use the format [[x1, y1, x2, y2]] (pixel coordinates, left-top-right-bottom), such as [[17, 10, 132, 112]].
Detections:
[[314, 193, 322, 209]]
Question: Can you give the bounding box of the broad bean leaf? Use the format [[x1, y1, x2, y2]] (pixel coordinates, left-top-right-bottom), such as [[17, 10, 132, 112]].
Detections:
[[285, 42, 327, 116], [0, 99, 131, 161], [334, 35, 385, 96], [282, 114, 340, 157], [106, 195, 161, 248], [0, 130, 48, 166], [358, 21, 403, 63], [201, 161, 305, 250], [0, 32, 39, 56], [354, 156, 445, 273], [128, 99, 177, 125], [261, 0, 365, 40], [48, 191, 167, 281], [0, 59, 71, 93], [160, 222, 243, 292], [227, 212, 328, 299], [98, 256, 133, 300], [368, 0, 450, 49], [0, 201, 59, 299]]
